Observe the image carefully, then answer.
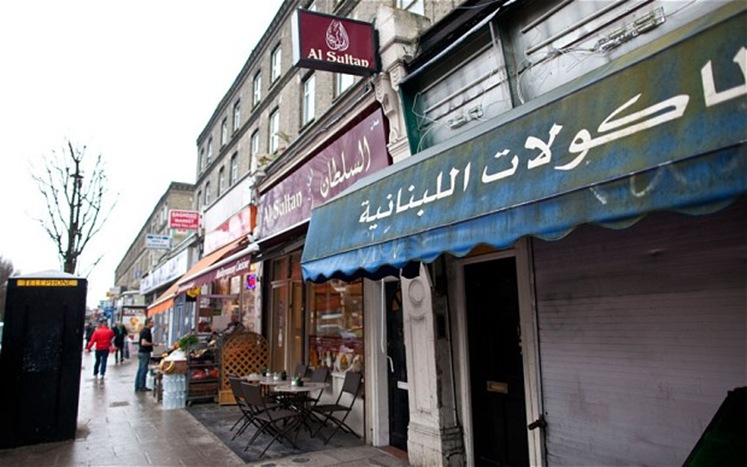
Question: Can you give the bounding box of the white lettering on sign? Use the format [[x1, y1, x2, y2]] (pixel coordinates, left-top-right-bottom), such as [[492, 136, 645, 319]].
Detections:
[[306, 48, 370, 68], [215, 258, 251, 281]]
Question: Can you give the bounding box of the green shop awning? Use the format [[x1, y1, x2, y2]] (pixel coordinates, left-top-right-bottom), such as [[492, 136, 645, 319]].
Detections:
[[301, 3, 747, 283]]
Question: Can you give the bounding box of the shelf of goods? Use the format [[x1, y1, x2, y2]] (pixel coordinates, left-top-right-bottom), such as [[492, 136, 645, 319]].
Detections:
[[186, 358, 220, 406], [219, 330, 269, 405]]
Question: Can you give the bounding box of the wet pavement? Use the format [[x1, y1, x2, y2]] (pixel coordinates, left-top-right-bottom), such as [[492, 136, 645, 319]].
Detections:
[[0, 351, 409, 466]]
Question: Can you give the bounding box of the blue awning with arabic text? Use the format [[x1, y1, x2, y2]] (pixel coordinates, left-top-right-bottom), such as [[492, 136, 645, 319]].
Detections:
[[301, 4, 747, 283]]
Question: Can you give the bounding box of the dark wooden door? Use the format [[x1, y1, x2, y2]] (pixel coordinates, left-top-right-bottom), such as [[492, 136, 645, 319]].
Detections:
[[386, 281, 409, 450], [465, 257, 529, 466]]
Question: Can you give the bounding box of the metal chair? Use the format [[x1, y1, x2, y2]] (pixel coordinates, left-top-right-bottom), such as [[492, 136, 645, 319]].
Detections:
[[227, 375, 254, 440], [294, 363, 309, 380], [241, 381, 303, 458], [309, 370, 363, 444]]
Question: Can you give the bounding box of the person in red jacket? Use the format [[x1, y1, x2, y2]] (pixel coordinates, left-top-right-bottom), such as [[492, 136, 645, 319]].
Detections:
[[86, 319, 115, 380]]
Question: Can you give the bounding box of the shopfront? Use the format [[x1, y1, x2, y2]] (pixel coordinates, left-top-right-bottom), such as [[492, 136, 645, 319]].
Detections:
[[302, 4, 746, 465], [255, 106, 389, 434], [177, 244, 257, 334]]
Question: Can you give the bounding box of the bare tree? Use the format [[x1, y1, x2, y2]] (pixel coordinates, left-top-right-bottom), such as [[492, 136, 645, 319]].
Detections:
[[0, 256, 15, 319], [31, 141, 117, 275]]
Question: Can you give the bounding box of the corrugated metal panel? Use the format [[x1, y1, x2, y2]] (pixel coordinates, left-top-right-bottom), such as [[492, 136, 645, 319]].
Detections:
[[533, 199, 746, 465]]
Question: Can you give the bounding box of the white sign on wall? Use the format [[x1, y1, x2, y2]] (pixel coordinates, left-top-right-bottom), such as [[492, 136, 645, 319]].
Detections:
[[145, 234, 171, 249]]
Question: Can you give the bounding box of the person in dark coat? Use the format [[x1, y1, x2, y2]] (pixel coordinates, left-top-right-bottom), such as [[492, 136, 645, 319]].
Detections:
[[84, 321, 95, 349], [112, 321, 127, 364]]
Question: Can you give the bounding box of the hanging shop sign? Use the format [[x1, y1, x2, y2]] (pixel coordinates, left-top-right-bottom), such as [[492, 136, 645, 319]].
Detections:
[[169, 209, 200, 230], [257, 108, 389, 238], [292, 8, 378, 76]]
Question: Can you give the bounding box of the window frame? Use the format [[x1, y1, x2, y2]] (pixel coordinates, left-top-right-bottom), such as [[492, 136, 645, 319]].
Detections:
[[335, 73, 355, 97], [253, 71, 262, 107], [218, 166, 225, 197], [230, 152, 238, 186], [233, 100, 241, 132], [269, 108, 280, 154], [302, 73, 316, 126], [271, 45, 282, 83], [221, 118, 228, 146]]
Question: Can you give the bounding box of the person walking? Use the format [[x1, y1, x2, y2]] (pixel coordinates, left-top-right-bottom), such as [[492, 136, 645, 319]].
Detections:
[[83, 321, 95, 349], [135, 318, 155, 392], [112, 321, 127, 364], [85, 319, 115, 381]]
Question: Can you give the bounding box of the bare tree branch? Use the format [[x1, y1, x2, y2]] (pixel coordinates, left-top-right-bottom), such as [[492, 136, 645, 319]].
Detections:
[[30, 140, 118, 275]]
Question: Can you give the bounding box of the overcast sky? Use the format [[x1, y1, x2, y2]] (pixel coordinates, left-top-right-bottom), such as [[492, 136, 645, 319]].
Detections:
[[0, 0, 284, 307]]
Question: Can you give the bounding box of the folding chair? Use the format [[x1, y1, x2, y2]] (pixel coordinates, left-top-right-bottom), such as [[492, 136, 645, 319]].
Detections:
[[294, 363, 309, 380], [241, 381, 303, 458], [227, 375, 254, 440], [310, 370, 363, 444]]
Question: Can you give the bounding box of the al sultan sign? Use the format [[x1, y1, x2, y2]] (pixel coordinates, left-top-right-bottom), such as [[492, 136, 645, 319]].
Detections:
[[292, 8, 378, 76]]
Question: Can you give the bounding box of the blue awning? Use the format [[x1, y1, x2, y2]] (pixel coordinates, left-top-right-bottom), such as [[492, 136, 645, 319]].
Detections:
[[301, 4, 747, 283]]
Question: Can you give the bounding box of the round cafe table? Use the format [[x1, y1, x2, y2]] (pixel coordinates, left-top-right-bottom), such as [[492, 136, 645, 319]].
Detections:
[[272, 382, 329, 433], [243, 374, 288, 396]]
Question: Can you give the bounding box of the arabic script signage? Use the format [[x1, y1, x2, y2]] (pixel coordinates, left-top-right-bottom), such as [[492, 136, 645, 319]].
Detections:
[[258, 108, 388, 238], [302, 7, 747, 265], [292, 9, 378, 76]]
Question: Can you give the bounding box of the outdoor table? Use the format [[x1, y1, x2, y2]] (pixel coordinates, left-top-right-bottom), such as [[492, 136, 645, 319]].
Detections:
[[272, 382, 329, 434], [243, 374, 288, 397]]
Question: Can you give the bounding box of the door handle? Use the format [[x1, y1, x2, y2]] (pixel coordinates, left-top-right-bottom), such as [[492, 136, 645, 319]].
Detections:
[[528, 416, 547, 431]]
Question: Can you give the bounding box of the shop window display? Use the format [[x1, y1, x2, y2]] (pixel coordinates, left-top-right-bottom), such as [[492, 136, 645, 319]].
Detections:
[[309, 279, 363, 374]]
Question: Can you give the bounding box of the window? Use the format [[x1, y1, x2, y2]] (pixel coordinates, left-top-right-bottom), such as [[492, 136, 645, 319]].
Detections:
[[251, 130, 260, 172], [302, 74, 316, 125], [218, 167, 225, 197], [251, 130, 260, 158], [207, 138, 213, 165], [253, 72, 262, 106], [269, 109, 280, 154], [309, 279, 364, 372], [271, 45, 282, 82], [335, 73, 355, 97], [197, 190, 202, 211], [198, 148, 204, 173], [396, 0, 424, 15], [221, 118, 228, 146], [230, 152, 238, 186], [233, 100, 241, 132], [204, 182, 211, 205]]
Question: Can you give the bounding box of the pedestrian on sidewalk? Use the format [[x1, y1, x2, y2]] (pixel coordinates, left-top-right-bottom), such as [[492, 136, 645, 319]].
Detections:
[[112, 321, 127, 364], [85, 319, 115, 380], [83, 321, 95, 349], [135, 318, 155, 392]]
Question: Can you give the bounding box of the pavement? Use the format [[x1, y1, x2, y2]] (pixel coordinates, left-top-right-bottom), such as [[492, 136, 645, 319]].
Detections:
[[0, 351, 410, 466]]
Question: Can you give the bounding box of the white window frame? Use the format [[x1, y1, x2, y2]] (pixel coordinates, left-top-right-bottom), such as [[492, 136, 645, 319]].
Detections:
[[204, 182, 211, 205], [271, 45, 282, 82], [230, 152, 238, 186], [253, 72, 262, 106], [251, 130, 260, 172], [221, 118, 228, 146], [397, 0, 424, 15], [269, 109, 280, 154], [336, 73, 355, 97], [302, 74, 316, 125], [207, 138, 213, 165], [218, 167, 225, 197], [198, 148, 204, 173], [233, 100, 241, 132]]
